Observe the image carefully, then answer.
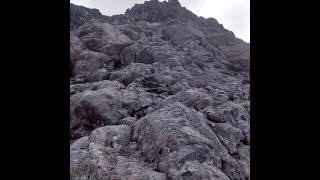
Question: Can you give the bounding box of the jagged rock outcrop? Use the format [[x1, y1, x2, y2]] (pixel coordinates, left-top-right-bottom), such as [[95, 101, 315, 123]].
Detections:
[[70, 3, 108, 30], [70, 0, 250, 179]]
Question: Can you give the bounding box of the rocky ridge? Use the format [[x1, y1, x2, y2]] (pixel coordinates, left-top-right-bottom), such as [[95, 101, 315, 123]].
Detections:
[[70, 0, 250, 179]]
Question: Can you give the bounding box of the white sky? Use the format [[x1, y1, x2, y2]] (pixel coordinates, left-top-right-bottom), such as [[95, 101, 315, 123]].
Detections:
[[70, 0, 250, 43]]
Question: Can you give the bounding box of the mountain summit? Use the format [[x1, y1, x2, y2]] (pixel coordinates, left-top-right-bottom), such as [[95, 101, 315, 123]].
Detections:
[[70, 0, 250, 179]]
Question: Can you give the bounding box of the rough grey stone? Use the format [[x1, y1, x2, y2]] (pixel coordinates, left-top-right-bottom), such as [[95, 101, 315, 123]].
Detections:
[[70, 1, 250, 179]]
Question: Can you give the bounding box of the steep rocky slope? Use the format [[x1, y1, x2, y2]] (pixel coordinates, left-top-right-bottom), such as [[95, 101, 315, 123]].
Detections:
[[70, 0, 250, 179]]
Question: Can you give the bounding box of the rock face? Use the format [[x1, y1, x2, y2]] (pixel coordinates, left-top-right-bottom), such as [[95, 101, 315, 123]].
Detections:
[[70, 0, 250, 179], [70, 3, 108, 31]]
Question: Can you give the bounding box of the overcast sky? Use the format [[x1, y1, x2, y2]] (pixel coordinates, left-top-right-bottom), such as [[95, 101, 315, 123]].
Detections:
[[70, 0, 250, 43]]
